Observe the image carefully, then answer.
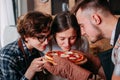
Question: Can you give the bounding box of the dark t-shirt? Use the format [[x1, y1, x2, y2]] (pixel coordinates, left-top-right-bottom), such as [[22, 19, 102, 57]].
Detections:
[[98, 18, 120, 80]]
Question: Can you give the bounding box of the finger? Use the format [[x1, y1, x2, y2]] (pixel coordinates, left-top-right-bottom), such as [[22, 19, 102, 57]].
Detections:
[[38, 67, 43, 71], [35, 57, 46, 64], [36, 57, 44, 61]]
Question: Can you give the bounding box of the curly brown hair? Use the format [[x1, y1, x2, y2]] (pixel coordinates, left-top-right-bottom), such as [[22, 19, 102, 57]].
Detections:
[[17, 11, 52, 41]]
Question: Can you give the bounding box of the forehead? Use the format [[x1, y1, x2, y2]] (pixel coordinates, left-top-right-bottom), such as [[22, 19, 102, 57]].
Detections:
[[76, 8, 82, 17], [76, 9, 90, 24], [56, 28, 76, 37], [76, 9, 84, 22]]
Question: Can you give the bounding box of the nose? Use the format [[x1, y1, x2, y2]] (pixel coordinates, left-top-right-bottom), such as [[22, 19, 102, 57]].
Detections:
[[81, 28, 86, 36], [44, 39, 49, 44], [64, 39, 70, 47]]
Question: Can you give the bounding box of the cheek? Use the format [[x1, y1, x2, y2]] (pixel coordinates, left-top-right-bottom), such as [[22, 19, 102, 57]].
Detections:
[[31, 41, 39, 48], [88, 27, 99, 36], [85, 26, 95, 35], [70, 40, 76, 45], [34, 43, 46, 51], [29, 40, 41, 48], [56, 39, 64, 46], [86, 27, 101, 41]]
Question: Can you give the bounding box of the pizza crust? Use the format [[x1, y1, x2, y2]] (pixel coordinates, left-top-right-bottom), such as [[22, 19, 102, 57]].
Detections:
[[44, 55, 57, 65]]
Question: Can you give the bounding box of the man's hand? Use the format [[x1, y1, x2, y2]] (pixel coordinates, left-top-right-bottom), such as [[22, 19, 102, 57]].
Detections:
[[43, 56, 92, 80]]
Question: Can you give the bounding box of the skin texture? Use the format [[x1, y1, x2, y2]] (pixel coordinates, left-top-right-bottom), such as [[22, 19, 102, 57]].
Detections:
[[76, 9, 103, 43], [25, 57, 45, 79], [55, 28, 77, 51]]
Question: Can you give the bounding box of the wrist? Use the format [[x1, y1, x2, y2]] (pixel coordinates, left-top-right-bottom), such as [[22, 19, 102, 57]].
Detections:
[[22, 76, 29, 80], [25, 69, 35, 80]]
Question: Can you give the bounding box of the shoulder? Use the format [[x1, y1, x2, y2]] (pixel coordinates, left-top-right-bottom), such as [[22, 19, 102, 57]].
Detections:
[[0, 40, 19, 59]]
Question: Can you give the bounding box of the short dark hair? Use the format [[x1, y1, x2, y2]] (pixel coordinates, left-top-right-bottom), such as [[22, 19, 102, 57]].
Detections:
[[51, 11, 81, 39], [71, 0, 111, 14], [17, 11, 52, 41]]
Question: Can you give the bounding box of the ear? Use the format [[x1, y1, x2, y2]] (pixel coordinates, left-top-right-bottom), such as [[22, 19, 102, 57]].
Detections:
[[91, 14, 101, 25], [24, 35, 29, 41]]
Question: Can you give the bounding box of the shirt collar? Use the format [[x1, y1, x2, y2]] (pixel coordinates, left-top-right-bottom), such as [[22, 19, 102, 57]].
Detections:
[[110, 25, 117, 46]]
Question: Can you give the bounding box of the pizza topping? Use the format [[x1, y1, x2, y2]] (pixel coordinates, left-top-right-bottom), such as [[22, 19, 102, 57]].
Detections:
[[61, 54, 69, 57], [74, 53, 80, 58], [66, 51, 73, 54], [45, 50, 87, 65], [69, 56, 76, 60], [51, 53, 58, 56]]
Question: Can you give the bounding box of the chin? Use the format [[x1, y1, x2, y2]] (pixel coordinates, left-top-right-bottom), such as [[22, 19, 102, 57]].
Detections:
[[89, 37, 99, 43], [89, 39, 97, 43], [90, 38, 102, 43], [90, 40, 97, 43], [38, 47, 46, 51], [62, 48, 71, 51]]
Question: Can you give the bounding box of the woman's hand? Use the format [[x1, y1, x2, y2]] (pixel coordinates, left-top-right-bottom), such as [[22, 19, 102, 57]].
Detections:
[[25, 57, 46, 80]]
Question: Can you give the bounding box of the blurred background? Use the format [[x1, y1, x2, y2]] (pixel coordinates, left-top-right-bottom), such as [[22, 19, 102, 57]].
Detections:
[[0, 0, 75, 48]]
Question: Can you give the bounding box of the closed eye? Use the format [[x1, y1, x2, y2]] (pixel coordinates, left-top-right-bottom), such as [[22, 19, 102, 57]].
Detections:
[[70, 36, 77, 40], [59, 38, 65, 40]]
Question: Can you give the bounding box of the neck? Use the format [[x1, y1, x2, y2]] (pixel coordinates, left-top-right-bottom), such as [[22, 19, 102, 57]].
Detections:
[[100, 15, 118, 39], [25, 42, 33, 51]]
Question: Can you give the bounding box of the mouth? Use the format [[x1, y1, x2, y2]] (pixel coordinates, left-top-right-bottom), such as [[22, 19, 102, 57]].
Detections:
[[43, 45, 47, 48], [63, 47, 71, 51]]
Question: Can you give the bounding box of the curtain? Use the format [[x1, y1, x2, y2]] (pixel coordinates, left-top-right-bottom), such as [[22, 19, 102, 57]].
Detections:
[[0, 0, 15, 47]]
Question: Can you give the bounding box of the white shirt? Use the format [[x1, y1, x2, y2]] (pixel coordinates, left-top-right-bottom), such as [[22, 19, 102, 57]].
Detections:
[[112, 35, 120, 76]]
